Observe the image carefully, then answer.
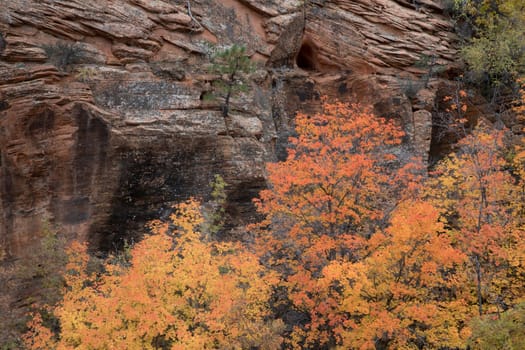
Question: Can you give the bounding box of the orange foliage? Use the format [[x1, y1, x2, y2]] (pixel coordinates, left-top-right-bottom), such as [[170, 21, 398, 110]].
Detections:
[[23, 311, 56, 350], [254, 99, 524, 348], [429, 129, 525, 316], [255, 99, 460, 348], [24, 199, 283, 350], [438, 85, 471, 138], [287, 201, 469, 349], [255, 100, 407, 278], [23, 97, 525, 350], [256, 99, 405, 238]]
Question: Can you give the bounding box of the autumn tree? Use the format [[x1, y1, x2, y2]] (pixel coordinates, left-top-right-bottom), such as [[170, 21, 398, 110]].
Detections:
[[433, 82, 470, 146], [253, 97, 522, 349], [24, 199, 284, 350], [255, 99, 405, 245], [428, 128, 525, 317], [254, 99, 424, 280], [254, 99, 430, 348], [286, 200, 468, 349], [453, 0, 525, 95]]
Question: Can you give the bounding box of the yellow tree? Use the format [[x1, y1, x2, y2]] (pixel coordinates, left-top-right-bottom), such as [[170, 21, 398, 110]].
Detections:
[[287, 201, 468, 349], [429, 128, 525, 317], [24, 199, 283, 350]]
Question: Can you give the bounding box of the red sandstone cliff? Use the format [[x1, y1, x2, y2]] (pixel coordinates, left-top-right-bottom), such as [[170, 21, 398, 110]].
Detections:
[[0, 0, 459, 258]]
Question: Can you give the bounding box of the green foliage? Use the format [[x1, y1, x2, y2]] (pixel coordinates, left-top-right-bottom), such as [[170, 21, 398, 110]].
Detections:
[[453, 0, 525, 91], [443, 0, 460, 16], [0, 340, 22, 350], [202, 174, 228, 238], [415, 54, 447, 83], [400, 54, 447, 98], [106, 238, 134, 268], [206, 44, 255, 117], [20, 225, 68, 306], [42, 41, 84, 72], [469, 304, 525, 349], [400, 78, 424, 99], [462, 18, 525, 83], [0, 224, 67, 349], [75, 67, 97, 82]]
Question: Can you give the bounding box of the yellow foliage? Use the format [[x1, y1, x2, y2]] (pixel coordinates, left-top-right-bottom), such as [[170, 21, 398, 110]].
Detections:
[[428, 129, 525, 317], [24, 199, 283, 350]]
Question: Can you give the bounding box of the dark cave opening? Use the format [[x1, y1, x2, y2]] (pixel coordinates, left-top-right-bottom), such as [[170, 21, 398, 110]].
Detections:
[[296, 42, 317, 71]]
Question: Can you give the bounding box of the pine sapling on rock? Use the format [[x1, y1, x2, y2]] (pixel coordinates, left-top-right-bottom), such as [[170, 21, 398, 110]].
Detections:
[[205, 44, 255, 119]]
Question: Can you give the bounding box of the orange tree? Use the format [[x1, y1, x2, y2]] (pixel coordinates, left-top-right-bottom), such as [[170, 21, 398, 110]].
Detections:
[[254, 99, 452, 348], [255, 100, 405, 272], [24, 199, 284, 350], [286, 200, 468, 349], [257, 99, 405, 237]]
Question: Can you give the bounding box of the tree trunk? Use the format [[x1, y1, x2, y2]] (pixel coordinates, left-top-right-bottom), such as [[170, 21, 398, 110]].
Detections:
[[474, 254, 483, 316]]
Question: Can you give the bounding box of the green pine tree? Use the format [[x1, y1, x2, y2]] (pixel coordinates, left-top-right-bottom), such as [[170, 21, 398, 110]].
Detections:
[[206, 44, 255, 117]]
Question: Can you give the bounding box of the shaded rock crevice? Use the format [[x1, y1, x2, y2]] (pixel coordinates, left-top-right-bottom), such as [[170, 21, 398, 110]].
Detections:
[[296, 39, 318, 71]]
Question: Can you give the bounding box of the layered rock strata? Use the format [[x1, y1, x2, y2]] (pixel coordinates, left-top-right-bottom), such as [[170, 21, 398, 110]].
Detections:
[[0, 0, 459, 257]]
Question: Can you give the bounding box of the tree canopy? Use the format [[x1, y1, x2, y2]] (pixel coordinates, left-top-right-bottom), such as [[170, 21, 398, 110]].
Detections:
[[22, 98, 525, 350]]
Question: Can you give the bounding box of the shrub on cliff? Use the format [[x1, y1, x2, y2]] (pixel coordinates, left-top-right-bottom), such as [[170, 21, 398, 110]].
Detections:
[[42, 41, 85, 72]]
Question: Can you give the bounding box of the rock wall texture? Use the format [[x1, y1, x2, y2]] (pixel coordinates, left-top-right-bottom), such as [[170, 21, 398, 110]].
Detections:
[[0, 0, 459, 257]]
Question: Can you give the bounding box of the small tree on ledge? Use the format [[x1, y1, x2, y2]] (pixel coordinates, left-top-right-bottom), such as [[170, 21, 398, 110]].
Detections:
[[206, 44, 255, 117]]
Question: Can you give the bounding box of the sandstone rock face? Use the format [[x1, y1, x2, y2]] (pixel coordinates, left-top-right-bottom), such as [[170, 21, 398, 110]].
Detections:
[[0, 0, 459, 258]]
